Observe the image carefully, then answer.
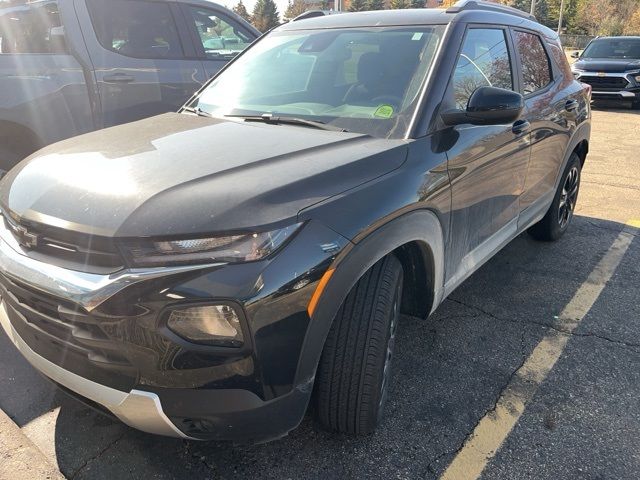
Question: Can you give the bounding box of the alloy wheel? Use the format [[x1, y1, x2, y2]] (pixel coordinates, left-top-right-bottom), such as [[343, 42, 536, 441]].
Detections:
[[558, 166, 579, 229]]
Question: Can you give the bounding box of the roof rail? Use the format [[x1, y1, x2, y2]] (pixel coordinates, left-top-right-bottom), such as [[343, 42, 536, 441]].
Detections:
[[292, 10, 339, 22], [446, 0, 536, 22]]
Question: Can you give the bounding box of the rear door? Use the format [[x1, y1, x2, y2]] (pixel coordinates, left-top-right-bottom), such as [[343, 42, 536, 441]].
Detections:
[[443, 27, 531, 288], [511, 29, 577, 224], [78, 0, 207, 128], [178, 3, 258, 79]]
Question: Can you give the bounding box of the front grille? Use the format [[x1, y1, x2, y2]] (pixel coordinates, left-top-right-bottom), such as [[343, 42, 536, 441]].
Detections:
[[1, 213, 124, 274], [580, 75, 629, 90], [0, 273, 136, 391]]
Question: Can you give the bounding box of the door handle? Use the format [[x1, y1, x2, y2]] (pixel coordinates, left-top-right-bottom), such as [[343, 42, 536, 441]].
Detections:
[[103, 73, 135, 84], [565, 99, 579, 112], [512, 120, 531, 136]]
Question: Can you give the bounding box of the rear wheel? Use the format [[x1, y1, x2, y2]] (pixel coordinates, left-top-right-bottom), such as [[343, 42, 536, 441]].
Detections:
[[314, 255, 403, 435], [528, 153, 582, 242]]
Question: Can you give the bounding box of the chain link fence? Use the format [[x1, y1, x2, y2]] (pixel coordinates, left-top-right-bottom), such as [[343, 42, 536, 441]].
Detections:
[[560, 34, 596, 50]]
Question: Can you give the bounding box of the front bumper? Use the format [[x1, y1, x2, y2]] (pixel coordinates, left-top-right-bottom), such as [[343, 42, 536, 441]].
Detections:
[[590, 90, 640, 100], [0, 218, 347, 441], [0, 305, 190, 438], [575, 71, 640, 102]]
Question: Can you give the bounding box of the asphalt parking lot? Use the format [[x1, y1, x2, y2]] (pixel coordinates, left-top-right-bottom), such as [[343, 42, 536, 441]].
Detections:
[[1, 106, 639, 480]]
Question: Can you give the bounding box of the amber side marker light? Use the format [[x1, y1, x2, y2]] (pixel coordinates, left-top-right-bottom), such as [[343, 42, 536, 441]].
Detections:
[[307, 268, 335, 317]]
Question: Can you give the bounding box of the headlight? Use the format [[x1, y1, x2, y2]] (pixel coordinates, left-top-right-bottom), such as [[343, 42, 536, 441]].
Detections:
[[167, 304, 243, 347], [119, 223, 302, 267]]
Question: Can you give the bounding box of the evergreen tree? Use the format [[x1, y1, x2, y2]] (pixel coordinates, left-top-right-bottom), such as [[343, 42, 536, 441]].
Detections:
[[284, 0, 308, 21], [252, 0, 280, 31], [510, 0, 530, 12], [365, 0, 385, 10], [390, 0, 410, 9], [232, 0, 252, 23], [349, 0, 367, 12], [410, 0, 425, 7]]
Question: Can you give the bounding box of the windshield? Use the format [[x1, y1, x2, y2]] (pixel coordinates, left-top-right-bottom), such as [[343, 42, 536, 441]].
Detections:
[[582, 38, 640, 59], [190, 26, 444, 139]]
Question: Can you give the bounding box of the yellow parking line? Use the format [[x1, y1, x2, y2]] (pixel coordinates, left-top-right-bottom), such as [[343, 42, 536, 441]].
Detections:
[[627, 219, 640, 231], [440, 223, 635, 480]]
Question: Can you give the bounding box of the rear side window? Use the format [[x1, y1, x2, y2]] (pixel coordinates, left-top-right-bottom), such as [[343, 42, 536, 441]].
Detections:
[[0, 1, 67, 54], [87, 0, 183, 59], [513, 31, 552, 95], [451, 28, 514, 110]]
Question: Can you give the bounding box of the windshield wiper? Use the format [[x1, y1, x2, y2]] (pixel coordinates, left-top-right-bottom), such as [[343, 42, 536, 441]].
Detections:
[[225, 113, 348, 132], [182, 106, 213, 118]]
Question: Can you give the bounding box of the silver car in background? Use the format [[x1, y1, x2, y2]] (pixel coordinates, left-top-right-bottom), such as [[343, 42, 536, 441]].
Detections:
[[0, 0, 259, 170]]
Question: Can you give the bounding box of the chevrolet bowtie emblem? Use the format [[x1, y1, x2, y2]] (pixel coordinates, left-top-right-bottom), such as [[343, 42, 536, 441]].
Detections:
[[9, 222, 39, 249]]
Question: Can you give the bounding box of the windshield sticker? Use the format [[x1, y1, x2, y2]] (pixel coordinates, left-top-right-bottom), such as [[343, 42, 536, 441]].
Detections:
[[374, 105, 394, 119]]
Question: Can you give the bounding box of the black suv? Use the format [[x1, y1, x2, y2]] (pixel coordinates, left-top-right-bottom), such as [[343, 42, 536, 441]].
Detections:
[[0, 0, 590, 442], [572, 36, 640, 106]]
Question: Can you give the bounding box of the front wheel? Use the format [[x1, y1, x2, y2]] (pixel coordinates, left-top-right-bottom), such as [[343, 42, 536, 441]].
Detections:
[[528, 153, 582, 242], [314, 255, 403, 435]]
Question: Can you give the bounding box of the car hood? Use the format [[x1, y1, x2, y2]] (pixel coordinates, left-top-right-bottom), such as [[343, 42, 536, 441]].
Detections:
[[0, 113, 408, 237], [574, 58, 640, 73]]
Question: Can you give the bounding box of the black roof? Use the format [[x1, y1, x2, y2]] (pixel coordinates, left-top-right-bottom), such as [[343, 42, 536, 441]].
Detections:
[[280, 0, 556, 39]]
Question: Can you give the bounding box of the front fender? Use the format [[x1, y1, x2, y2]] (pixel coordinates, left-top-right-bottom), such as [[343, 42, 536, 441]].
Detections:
[[293, 209, 445, 387]]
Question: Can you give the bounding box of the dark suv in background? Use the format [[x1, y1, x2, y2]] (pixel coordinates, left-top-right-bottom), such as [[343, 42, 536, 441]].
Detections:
[[0, 1, 591, 442], [572, 36, 640, 107]]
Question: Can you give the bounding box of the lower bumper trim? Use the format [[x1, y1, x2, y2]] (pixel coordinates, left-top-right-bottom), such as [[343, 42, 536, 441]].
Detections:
[[592, 90, 637, 98], [0, 301, 193, 439]]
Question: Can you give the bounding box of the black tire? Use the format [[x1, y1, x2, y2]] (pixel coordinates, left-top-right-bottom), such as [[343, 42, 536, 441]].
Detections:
[[314, 255, 403, 435], [528, 152, 582, 242]]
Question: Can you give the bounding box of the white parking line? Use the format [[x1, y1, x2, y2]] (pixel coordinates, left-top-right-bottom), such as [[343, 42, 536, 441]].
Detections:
[[440, 222, 636, 480]]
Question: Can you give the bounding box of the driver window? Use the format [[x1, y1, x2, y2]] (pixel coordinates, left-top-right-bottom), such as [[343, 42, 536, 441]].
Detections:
[[451, 28, 513, 110], [186, 7, 253, 59]]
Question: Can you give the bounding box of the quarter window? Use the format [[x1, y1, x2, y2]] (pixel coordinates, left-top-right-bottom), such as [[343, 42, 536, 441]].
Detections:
[[87, 0, 183, 59], [513, 31, 552, 95], [186, 7, 253, 60], [0, 1, 67, 54], [451, 29, 514, 110]]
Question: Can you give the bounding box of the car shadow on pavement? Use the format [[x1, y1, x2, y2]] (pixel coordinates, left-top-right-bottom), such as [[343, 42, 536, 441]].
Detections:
[[0, 215, 635, 479]]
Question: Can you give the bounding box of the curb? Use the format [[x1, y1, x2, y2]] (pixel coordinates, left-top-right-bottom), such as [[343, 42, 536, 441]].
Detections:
[[0, 408, 65, 480]]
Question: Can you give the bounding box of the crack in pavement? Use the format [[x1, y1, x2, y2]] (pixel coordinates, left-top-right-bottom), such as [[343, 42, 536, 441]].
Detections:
[[183, 441, 218, 475], [425, 336, 530, 478], [585, 220, 639, 237], [68, 431, 127, 480], [445, 297, 640, 352]]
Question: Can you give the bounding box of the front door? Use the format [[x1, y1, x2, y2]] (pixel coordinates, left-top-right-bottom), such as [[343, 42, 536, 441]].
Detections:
[[443, 27, 531, 289], [179, 3, 257, 79], [78, 0, 207, 128]]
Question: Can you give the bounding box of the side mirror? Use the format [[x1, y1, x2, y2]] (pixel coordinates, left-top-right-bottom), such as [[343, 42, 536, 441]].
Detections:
[[571, 51, 580, 59], [442, 86, 524, 126]]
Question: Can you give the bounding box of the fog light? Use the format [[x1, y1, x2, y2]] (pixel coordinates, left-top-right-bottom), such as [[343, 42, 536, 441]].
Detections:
[[167, 305, 243, 347], [635, 75, 640, 83]]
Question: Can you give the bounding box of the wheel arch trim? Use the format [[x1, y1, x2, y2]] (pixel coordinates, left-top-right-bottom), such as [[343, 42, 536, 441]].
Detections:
[[294, 209, 445, 387], [555, 121, 591, 192]]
